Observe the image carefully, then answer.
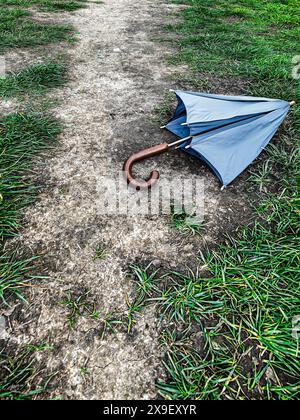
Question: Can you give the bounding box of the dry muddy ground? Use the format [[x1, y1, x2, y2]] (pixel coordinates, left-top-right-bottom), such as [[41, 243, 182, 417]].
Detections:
[[1, 0, 254, 399]]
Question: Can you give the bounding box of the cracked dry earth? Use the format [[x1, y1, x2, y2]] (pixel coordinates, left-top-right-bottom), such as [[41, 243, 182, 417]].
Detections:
[[2, 0, 253, 400]]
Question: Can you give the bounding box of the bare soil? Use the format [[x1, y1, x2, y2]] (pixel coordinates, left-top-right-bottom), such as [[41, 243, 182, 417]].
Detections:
[[1, 0, 254, 399]]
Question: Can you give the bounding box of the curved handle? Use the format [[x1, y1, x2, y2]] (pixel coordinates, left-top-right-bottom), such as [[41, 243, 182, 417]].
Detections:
[[123, 143, 169, 189]]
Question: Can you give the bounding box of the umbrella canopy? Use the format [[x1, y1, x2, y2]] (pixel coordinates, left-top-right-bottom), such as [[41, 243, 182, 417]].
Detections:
[[165, 91, 291, 186]]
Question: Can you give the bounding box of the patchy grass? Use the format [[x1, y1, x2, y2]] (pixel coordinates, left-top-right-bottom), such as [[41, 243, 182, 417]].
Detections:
[[0, 8, 74, 52], [125, 265, 158, 333], [0, 63, 67, 98], [0, 0, 88, 12], [153, 90, 175, 123], [0, 252, 41, 305], [0, 113, 61, 240], [92, 245, 108, 261], [101, 312, 125, 338], [0, 343, 52, 400], [170, 206, 204, 236], [60, 290, 100, 328], [60, 291, 126, 337]]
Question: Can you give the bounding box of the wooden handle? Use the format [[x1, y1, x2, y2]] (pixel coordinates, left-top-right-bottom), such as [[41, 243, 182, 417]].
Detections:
[[123, 143, 169, 190]]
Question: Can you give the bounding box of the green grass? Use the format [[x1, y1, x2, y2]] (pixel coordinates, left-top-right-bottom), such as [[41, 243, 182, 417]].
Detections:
[[0, 344, 52, 400], [0, 252, 41, 304], [0, 8, 74, 52], [168, 0, 300, 101], [170, 206, 204, 236], [151, 0, 300, 400], [0, 63, 67, 97], [92, 244, 108, 261], [0, 0, 88, 12], [0, 0, 90, 52], [0, 113, 61, 241], [60, 290, 100, 328]]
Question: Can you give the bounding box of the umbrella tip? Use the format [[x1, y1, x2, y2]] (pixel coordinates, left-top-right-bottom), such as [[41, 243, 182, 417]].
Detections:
[[160, 125, 166, 129], [169, 89, 176, 93], [290, 100, 296, 106]]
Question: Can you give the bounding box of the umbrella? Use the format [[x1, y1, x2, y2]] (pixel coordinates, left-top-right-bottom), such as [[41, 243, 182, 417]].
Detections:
[[123, 90, 295, 189]]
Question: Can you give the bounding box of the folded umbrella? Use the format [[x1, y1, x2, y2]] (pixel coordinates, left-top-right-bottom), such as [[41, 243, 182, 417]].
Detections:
[[123, 90, 294, 189]]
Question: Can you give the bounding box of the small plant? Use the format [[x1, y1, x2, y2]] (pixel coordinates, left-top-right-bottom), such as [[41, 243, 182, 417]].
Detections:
[[92, 245, 107, 261], [79, 359, 89, 376], [80, 366, 89, 376], [101, 312, 125, 338], [249, 160, 273, 192], [60, 291, 99, 328], [125, 293, 145, 333], [130, 264, 159, 297], [124, 264, 160, 333], [58, 186, 67, 195], [170, 206, 204, 236]]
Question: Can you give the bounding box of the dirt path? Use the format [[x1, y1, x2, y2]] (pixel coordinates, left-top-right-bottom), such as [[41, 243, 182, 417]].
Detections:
[[9, 0, 185, 400], [4, 0, 251, 399]]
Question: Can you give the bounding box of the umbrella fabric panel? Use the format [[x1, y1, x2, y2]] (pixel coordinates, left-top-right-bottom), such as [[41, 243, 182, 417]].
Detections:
[[165, 115, 190, 138], [176, 90, 283, 102], [188, 113, 268, 136], [184, 106, 289, 186], [166, 111, 266, 138], [175, 90, 289, 125]]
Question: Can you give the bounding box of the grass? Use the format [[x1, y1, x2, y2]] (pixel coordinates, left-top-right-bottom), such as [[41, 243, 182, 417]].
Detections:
[[101, 312, 125, 338], [154, 90, 176, 123], [0, 252, 41, 305], [0, 113, 61, 240], [168, 0, 300, 101], [150, 0, 300, 400], [0, 0, 90, 52], [92, 245, 108, 261], [0, 8, 74, 52], [0, 344, 52, 400], [0, 63, 67, 97], [60, 290, 100, 328], [0, 0, 88, 12], [60, 291, 126, 337], [125, 264, 159, 332], [170, 206, 204, 236]]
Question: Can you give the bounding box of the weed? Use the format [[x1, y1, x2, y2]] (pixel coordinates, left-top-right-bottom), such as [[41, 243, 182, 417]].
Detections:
[[92, 245, 108, 262], [101, 312, 125, 338], [170, 206, 204, 236], [60, 291, 99, 328]]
